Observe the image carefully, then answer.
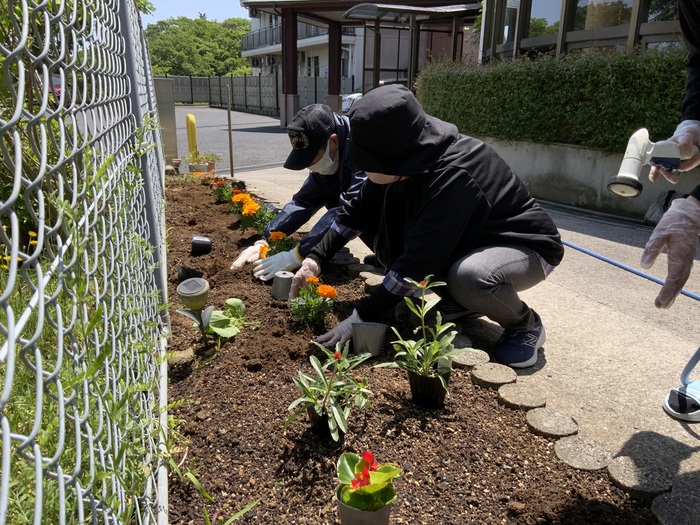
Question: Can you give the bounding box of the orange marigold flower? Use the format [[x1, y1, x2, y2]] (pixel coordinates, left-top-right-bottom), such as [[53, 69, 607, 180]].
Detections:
[[232, 193, 252, 205], [242, 201, 259, 216], [317, 284, 337, 299], [259, 244, 270, 259], [305, 276, 319, 285], [269, 231, 287, 242]]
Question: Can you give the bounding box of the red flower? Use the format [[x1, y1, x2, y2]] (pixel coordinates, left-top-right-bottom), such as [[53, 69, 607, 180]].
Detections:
[[334, 351, 342, 359], [351, 464, 371, 488], [361, 450, 379, 471], [419, 280, 427, 286]]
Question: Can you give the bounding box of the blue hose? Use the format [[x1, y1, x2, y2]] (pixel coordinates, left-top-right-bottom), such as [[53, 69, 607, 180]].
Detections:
[[562, 239, 700, 302]]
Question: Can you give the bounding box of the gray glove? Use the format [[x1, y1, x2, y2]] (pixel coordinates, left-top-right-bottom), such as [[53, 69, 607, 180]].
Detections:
[[289, 258, 321, 299], [230, 239, 268, 270], [315, 309, 363, 348], [649, 120, 700, 184], [252, 248, 303, 281], [640, 197, 700, 308]]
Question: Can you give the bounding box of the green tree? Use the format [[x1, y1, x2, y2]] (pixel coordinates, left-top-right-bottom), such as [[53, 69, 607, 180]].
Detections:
[[145, 16, 252, 76], [528, 17, 559, 38]]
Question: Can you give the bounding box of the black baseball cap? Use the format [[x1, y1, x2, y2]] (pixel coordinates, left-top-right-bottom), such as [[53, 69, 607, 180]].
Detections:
[[283, 104, 336, 170]]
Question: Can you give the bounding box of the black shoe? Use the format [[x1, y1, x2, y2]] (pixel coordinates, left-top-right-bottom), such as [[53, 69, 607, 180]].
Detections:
[[363, 254, 383, 267]]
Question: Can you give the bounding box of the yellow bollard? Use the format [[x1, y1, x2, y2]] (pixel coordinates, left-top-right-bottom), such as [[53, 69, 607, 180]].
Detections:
[[186, 114, 198, 155]]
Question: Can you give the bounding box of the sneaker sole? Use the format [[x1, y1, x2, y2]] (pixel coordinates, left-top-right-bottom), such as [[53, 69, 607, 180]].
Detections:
[[506, 325, 547, 369]]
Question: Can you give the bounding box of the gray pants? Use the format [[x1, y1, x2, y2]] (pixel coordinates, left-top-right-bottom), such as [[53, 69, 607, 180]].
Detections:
[[445, 245, 547, 332]]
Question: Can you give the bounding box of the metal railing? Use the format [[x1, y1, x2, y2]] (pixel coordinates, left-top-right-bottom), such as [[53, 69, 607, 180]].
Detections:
[[0, 0, 168, 523], [160, 75, 356, 114], [241, 23, 356, 51]]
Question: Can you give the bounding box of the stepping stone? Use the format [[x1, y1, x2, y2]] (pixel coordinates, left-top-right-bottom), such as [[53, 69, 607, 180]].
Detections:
[[453, 346, 489, 369], [525, 407, 578, 439], [554, 435, 612, 471], [348, 263, 381, 279], [607, 456, 673, 500], [361, 272, 384, 293], [470, 363, 516, 390], [652, 491, 700, 525], [498, 383, 546, 410]]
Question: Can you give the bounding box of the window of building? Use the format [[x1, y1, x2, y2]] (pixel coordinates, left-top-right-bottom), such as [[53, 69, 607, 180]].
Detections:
[[529, 0, 560, 38], [307, 56, 320, 77], [573, 0, 633, 31]]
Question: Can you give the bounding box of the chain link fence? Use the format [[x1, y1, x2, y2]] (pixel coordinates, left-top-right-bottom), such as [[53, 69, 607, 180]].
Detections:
[[1, 0, 168, 523]]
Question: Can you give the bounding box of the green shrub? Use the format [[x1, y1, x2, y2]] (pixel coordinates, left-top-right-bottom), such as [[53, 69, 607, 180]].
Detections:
[[416, 46, 688, 154]]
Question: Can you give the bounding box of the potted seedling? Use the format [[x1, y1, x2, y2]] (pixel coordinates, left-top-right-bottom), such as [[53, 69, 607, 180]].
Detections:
[[376, 275, 471, 408], [336, 450, 402, 525], [284, 341, 372, 441], [184, 148, 222, 173]]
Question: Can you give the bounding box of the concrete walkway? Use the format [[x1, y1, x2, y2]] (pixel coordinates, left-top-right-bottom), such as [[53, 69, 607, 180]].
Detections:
[[173, 105, 700, 523]]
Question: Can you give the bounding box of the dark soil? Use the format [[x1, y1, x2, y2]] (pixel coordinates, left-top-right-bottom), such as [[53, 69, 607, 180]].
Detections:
[[164, 175, 658, 525]]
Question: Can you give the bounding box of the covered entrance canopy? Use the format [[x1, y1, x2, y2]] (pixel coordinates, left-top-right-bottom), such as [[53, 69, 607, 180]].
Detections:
[[240, 0, 481, 124]]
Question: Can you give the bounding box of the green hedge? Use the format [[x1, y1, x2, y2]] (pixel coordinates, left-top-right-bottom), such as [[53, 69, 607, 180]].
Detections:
[[415, 47, 689, 154]]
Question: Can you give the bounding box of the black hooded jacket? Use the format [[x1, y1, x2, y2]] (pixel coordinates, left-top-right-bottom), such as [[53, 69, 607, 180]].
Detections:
[[309, 85, 564, 322]]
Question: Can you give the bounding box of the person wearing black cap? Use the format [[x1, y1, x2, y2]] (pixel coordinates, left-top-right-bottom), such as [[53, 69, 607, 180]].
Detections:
[[231, 103, 369, 280], [290, 84, 565, 369]]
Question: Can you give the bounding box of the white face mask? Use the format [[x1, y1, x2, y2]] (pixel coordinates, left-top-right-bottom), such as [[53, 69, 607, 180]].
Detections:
[[309, 139, 339, 175]]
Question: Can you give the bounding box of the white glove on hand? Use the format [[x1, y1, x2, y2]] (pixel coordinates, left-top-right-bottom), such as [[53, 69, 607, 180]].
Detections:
[[315, 309, 363, 348], [230, 240, 268, 270], [252, 248, 303, 281], [649, 120, 700, 184], [289, 258, 321, 299], [640, 197, 700, 308]]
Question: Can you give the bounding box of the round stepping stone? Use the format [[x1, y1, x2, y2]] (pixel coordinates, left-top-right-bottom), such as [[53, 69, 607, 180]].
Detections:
[[652, 491, 700, 525], [470, 363, 517, 390], [607, 456, 673, 499], [498, 383, 546, 410], [453, 347, 489, 369], [525, 407, 578, 439], [554, 435, 612, 471], [348, 263, 380, 279], [361, 272, 384, 293]]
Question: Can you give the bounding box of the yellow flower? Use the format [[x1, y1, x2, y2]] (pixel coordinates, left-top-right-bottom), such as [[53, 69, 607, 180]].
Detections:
[[3, 256, 10, 262], [1, 265, 8, 270], [269, 231, 287, 242], [317, 284, 337, 299], [28, 231, 37, 237], [305, 276, 319, 285], [29, 240, 37, 246], [242, 201, 259, 216], [259, 244, 270, 259]]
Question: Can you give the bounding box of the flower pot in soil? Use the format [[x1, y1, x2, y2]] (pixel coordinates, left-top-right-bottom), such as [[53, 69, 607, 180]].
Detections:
[[407, 369, 451, 408], [188, 162, 208, 173], [336, 489, 393, 525], [306, 406, 333, 438], [352, 322, 387, 356]]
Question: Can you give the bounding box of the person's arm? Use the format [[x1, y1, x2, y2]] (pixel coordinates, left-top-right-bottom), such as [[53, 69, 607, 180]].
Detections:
[[263, 172, 341, 238], [650, 0, 700, 182]]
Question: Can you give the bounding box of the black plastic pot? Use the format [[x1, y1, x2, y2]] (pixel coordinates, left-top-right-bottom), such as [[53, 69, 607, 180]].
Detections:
[[191, 235, 212, 255], [178, 267, 204, 283]]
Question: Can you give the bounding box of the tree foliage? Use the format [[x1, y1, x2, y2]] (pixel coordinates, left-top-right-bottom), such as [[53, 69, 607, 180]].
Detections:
[[145, 16, 252, 76]]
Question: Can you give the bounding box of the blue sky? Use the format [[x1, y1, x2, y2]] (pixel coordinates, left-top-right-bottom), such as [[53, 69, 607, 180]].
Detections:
[[141, 0, 250, 26]]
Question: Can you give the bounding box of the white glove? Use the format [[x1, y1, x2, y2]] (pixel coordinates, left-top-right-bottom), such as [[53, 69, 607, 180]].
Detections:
[[649, 120, 700, 184], [252, 248, 303, 281], [315, 309, 363, 348], [230, 239, 268, 270], [289, 258, 321, 299], [640, 197, 700, 308]]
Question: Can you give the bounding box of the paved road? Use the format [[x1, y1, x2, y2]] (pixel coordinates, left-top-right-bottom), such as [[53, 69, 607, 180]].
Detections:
[[171, 105, 700, 523]]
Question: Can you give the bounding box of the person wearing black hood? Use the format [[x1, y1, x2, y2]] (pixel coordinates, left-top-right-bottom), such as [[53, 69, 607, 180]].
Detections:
[[231, 104, 370, 280], [290, 84, 565, 369]]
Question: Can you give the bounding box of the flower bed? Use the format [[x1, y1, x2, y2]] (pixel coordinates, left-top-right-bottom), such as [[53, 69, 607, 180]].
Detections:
[[164, 176, 656, 524]]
